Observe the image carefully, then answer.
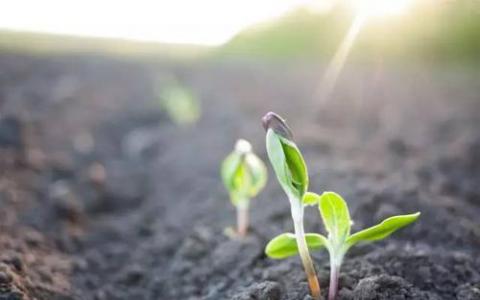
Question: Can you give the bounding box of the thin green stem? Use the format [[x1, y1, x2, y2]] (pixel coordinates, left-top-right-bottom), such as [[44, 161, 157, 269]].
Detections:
[[291, 198, 321, 300]]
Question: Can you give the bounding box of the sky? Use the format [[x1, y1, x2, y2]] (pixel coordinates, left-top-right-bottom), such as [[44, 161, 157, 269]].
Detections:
[[0, 0, 334, 46]]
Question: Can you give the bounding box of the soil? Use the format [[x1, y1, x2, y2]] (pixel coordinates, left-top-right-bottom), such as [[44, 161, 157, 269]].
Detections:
[[0, 53, 479, 300]]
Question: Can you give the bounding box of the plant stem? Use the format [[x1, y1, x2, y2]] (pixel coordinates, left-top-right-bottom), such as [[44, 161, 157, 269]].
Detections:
[[236, 203, 249, 237], [291, 199, 321, 300], [328, 253, 343, 300], [328, 260, 339, 300]]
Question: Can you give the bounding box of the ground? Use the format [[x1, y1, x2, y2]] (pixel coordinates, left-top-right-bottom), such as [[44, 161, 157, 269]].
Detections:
[[0, 53, 479, 300]]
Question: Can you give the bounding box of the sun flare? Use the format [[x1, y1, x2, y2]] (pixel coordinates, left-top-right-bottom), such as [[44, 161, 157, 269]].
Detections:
[[350, 0, 413, 17]]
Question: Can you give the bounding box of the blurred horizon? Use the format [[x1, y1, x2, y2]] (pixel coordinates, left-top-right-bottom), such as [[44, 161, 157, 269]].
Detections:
[[0, 0, 479, 64], [0, 0, 326, 46]]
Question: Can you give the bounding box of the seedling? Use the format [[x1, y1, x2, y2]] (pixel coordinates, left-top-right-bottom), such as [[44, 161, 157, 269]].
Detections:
[[266, 190, 420, 300], [158, 81, 200, 126], [262, 112, 322, 299], [221, 139, 267, 237]]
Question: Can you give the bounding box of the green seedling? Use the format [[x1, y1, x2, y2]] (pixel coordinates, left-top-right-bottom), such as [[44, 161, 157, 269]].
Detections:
[[266, 190, 420, 300], [158, 81, 200, 126], [221, 139, 267, 237], [262, 112, 322, 299]]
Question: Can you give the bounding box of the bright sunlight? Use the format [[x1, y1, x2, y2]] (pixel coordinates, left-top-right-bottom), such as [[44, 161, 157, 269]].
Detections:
[[0, 1, 415, 46], [0, 0, 329, 46], [316, 0, 415, 104]]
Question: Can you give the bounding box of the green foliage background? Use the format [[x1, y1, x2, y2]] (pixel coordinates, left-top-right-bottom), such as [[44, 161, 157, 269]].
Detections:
[[219, 1, 480, 64]]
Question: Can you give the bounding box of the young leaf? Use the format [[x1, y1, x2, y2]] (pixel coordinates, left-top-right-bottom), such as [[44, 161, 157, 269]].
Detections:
[[265, 233, 328, 259], [303, 192, 321, 206], [221, 139, 267, 206], [346, 212, 420, 248], [265, 129, 308, 199], [319, 192, 351, 243], [265, 129, 290, 193], [280, 136, 308, 196], [244, 154, 268, 197], [221, 152, 243, 192]]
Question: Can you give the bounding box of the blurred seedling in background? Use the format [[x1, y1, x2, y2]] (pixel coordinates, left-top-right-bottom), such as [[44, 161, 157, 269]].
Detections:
[[262, 112, 322, 299], [157, 80, 200, 126], [266, 191, 420, 300], [221, 139, 267, 237]]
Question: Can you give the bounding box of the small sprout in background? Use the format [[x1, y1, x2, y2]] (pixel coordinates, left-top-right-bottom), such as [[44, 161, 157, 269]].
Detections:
[[221, 139, 267, 237], [267, 191, 420, 300], [262, 112, 322, 300], [158, 81, 201, 126]]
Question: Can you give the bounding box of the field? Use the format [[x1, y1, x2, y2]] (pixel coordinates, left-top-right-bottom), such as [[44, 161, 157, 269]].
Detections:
[[0, 51, 479, 299]]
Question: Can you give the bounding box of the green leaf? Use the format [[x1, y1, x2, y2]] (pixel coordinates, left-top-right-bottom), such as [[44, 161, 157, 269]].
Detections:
[[346, 212, 420, 248], [319, 192, 351, 243], [159, 83, 200, 126], [303, 192, 321, 206], [265, 129, 308, 199], [244, 153, 268, 197], [221, 152, 242, 191], [221, 140, 267, 206], [266, 129, 292, 197], [280, 136, 308, 196], [265, 232, 328, 259]]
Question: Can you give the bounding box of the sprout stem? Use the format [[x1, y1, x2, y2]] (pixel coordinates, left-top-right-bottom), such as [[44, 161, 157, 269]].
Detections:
[[236, 203, 249, 237], [328, 261, 339, 300], [328, 253, 344, 300], [291, 199, 321, 300]]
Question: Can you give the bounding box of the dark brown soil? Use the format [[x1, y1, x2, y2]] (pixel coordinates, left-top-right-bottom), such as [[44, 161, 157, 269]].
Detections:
[[0, 53, 479, 300]]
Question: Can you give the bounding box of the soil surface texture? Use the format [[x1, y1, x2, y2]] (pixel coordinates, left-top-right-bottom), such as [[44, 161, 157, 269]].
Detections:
[[0, 53, 479, 300]]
